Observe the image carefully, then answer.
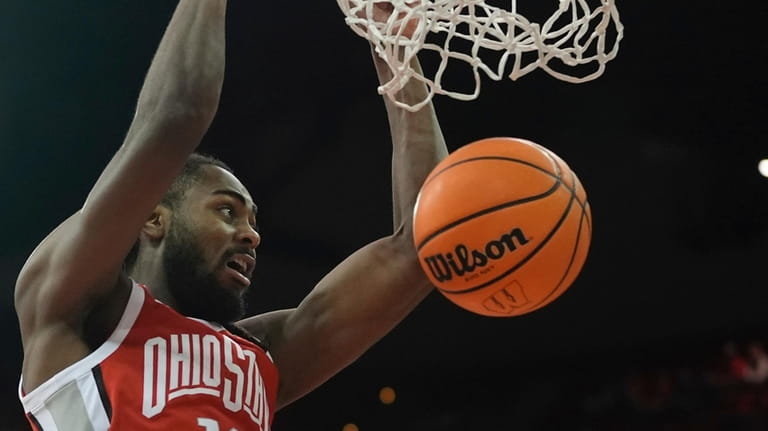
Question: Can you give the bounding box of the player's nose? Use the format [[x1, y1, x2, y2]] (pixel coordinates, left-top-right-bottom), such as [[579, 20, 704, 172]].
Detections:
[[237, 224, 261, 249]]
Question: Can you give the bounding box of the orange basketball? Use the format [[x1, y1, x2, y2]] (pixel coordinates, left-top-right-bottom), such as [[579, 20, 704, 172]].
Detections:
[[413, 137, 592, 317]]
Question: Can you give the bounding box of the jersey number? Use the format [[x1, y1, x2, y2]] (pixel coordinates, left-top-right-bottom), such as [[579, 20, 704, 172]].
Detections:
[[198, 417, 239, 431]]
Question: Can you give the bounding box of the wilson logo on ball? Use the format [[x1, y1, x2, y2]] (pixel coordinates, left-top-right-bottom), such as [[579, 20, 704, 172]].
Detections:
[[422, 227, 530, 282]]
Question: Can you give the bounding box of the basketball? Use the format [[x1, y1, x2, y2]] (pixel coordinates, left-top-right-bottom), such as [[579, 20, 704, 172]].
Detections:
[[412, 137, 592, 317]]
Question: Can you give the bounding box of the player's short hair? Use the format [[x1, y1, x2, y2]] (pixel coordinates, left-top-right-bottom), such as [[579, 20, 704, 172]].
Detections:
[[161, 153, 233, 210], [124, 153, 233, 270]]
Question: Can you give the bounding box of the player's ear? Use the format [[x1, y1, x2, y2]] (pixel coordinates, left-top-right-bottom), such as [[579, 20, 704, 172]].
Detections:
[[143, 205, 172, 241]]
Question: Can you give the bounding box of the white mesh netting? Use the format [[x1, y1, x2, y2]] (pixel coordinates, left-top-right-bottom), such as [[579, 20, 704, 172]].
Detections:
[[337, 0, 624, 111]]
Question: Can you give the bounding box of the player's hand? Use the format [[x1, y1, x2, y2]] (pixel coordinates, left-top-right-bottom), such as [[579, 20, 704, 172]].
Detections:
[[353, 0, 420, 39]]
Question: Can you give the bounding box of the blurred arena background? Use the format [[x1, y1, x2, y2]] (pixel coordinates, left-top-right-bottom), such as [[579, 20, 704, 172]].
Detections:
[[1, 1, 767, 429]]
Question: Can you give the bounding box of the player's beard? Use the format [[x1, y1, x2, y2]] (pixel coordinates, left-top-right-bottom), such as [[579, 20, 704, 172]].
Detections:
[[162, 216, 246, 324]]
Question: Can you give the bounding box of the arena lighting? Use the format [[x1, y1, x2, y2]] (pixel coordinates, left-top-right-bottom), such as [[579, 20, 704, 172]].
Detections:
[[379, 386, 396, 405], [759, 159, 768, 178]]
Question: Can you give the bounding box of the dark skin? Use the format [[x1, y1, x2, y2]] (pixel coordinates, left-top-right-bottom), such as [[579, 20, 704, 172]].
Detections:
[[130, 167, 260, 312], [15, 0, 446, 414]]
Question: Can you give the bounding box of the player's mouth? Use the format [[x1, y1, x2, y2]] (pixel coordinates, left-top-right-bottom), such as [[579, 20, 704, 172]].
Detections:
[[224, 253, 255, 287]]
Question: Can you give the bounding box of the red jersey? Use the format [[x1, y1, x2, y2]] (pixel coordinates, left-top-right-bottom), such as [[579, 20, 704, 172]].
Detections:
[[19, 281, 279, 431]]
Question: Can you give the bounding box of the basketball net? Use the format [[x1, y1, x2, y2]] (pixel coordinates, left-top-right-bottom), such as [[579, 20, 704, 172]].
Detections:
[[337, 0, 624, 111]]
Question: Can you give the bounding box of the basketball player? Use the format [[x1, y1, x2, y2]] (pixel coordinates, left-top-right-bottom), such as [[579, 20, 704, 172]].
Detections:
[[14, 1, 447, 430]]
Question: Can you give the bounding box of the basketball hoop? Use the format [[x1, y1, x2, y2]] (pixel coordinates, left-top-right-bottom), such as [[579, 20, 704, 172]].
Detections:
[[337, 0, 624, 111]]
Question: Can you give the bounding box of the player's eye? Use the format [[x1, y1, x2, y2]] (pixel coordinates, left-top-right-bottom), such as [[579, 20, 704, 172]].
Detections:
[[219, 206, 234, 218]]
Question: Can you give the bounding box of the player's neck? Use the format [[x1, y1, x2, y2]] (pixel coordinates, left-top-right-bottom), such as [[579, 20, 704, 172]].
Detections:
[[128, 257, 177, 310]]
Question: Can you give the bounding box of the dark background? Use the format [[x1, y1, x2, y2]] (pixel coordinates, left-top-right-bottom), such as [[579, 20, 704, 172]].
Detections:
[[2, 1, 767, 430]]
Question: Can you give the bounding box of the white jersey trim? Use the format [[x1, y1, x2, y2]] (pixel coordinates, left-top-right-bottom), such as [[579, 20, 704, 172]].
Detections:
[[77, 370, 111, 429], [31, 407, 59, 431], [19, 281, 145, 414]]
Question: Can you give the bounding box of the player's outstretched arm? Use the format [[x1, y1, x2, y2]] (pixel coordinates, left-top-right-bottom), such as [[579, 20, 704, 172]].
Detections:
[[239, 49, 447, 409], [15, 0, 227, 390], [375, 50, 449, 229]]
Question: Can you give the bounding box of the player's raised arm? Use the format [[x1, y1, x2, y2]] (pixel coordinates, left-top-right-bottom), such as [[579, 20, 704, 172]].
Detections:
[[374, 51, 449, 229], [15, 0, 227, 390], [238, 46, 448, 408]]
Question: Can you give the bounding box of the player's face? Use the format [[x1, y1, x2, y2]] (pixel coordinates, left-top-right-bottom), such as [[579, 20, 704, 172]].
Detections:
[[163, 166, 261, 323]]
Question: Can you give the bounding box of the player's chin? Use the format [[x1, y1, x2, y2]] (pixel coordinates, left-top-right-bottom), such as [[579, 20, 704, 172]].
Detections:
[[210, 276, 247, 321]]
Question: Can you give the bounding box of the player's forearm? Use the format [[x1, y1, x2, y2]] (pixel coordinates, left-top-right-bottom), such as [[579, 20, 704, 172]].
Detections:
[[132, 0, 227, 137], [77, 1, 228, 268], [373, 52, 449, 232]]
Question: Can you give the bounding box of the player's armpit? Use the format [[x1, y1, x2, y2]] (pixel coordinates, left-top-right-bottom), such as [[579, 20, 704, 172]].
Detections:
[[237, 309, 295, 352]]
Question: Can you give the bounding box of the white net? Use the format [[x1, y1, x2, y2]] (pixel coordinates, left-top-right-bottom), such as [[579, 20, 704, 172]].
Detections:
[[337, 0, 624, 111]]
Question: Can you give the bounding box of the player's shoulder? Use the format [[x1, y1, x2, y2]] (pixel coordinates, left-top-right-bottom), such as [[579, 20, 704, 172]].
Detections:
[[16, 244, 131, 348], [16, 213, 80, 288], [15, 211, 113, 298]]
